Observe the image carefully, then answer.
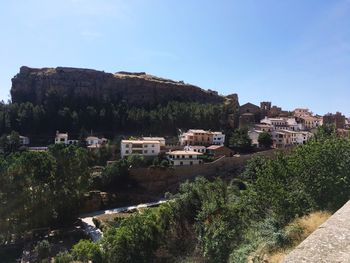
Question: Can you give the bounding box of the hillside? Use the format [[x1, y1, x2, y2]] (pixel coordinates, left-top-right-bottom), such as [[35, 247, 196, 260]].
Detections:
[[11, 66, 223, 107], [0, 66, 239, 141]]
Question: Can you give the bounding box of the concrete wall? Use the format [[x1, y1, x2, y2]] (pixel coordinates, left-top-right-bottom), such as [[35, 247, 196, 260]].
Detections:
[[283, 200, 350, 263]]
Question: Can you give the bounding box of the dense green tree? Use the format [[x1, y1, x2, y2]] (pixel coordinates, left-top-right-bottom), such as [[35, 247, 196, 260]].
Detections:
[[229, 128, 252, 153], [258, 131, 273, 148]]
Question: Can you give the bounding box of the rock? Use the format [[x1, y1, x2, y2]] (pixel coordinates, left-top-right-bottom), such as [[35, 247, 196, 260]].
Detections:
[[11, 66, 225, 107]]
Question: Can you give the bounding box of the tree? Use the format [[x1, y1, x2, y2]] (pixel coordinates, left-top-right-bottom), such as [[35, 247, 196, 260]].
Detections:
[[258, 132, 273, 148], [229, 128, 252, 153]]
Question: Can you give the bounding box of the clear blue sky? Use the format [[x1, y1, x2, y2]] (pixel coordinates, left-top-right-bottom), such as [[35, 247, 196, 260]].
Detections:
[[0, 0, 349, 116]]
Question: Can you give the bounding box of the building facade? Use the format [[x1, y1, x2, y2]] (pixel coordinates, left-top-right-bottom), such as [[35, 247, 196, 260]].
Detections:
[[121, 140, 160, 158], [166, 150, 203, 166]]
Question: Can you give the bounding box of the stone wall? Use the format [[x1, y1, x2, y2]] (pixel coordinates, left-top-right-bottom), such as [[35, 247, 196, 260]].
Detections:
[[129, 149, 280, 193], [283, 200, 350, 263]]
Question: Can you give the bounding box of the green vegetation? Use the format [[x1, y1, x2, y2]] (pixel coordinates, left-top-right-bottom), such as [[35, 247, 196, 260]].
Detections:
[[58, 127, 350, 262], [0, 101, 225, 142], [229, 128, 252, 152], [258, 131, 273, 148], [0, 144, 90, 244]]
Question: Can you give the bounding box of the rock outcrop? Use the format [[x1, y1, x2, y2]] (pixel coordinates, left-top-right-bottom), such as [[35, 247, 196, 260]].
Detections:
[[11, 66, 224, 107]]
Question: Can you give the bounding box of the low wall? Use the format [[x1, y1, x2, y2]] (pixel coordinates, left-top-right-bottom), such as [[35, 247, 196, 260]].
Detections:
[[129, 148, 281, 193], [283, 200, 350, 262]]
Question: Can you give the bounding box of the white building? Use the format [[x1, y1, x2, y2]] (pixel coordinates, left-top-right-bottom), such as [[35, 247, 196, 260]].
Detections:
[[261, 117, 302, 131], [19, 136, 30, 146], [248, 130, 264, 147], [166, 150, 203, 166], [212, 132, 225, 145], [121, 140, 160, 158], [86, 136, 108, 148], [142, 137, 166, 146], [55, 131, 68, 144], [184, 145, 207, 153], [55, 131, 78, 145]]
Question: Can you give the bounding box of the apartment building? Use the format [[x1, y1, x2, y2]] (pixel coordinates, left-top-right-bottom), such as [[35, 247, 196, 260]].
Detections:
[[166, 150, 203, 166], [120, 140, 160, 158]]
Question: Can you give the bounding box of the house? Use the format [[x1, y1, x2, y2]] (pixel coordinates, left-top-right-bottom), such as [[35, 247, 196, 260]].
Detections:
[[184, 145, 206, 153], [121, 140, 160, 158], [19, 136, 30, 146], [248, 129, 265, 147], [179, 129, 225, 146], [55, 131, 78, 145], [142, 137, 166, 146], [86, 136, 108, 148], [212, 132, 225, 145], [298, 116, 322, 130], [55, 131, 68, 144], [166, 150, 203, 166], [206, 145, 233, 158]]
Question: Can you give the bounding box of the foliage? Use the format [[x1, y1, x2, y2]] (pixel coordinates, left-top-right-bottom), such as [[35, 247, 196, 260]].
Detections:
[[0, 131, 22, 155], [54, 251, 74, 263], [95, 159, 129, 190], [71, 239, 103, 263], [258, 131, 273, 148], [0, 101, 225, 143], [34, 240, 51, 261], [229, 128, 252, 153], [0, 145, 90, 244]]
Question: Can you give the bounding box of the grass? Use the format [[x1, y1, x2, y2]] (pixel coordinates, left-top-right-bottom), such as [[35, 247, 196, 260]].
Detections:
[[264, 211, 332, 263]]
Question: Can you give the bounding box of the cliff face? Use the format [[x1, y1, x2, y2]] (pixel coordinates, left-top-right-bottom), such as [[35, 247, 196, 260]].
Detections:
[[11, 66, 224, 107]]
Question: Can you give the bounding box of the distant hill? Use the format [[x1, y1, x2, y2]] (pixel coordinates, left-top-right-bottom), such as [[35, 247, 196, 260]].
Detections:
[[11, 66, 223, 108], [0, 66, 240, 143]]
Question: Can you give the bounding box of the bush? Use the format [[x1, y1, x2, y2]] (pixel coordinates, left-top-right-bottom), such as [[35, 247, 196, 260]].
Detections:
[[71, 239, 103, 263], [35, 240, 51, 261], [54, 251, 73, 263]]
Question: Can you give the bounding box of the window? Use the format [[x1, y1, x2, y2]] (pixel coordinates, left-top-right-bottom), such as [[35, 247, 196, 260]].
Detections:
[[152, 144, 155, 147], [189, 155, 193, 159], [144, 150, 148, 154], [180, 161, 183, 166], [143, 144, 148, 148], [126, 144, 130, 148], [152, 150, 154, 153], [182, 155, 185, 159], [125, 150, 129, 154], [190, 161, 193, 165]]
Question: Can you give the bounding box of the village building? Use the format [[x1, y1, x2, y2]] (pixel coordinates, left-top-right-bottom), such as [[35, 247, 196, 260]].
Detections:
[[248, 129, 265, 147], [142, 137, 166, 146], [323, 112, 346, 129], [294, 108, 312, 117], [297, 115, 322, 130], [206, 145, 233, 158], [166, 150, 203, 166], [86, 136, 108, 148], [120, 140, 160, 158], [179, 129, 224, 146], [55, 131, 78, 145], [184, 145, 207, 153], [19, 135, 30, 146]]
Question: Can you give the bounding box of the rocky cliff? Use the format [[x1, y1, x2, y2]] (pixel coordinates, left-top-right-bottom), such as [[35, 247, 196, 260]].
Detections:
[[11, 66, 224, 107]]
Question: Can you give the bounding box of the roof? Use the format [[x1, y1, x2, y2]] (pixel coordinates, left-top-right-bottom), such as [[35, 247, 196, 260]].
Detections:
[[185, 145, 206, 149], [206, 145, 224, 150], [212, 132, 224, 135], [240, 102, 260, 109], [56, 133, 68, 138], [188, 129, 208, 133], [86, 136, 99, 140], [166, 150, 203, 155], [122, 140, 160, 144], [142, 137, 165, 141]]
